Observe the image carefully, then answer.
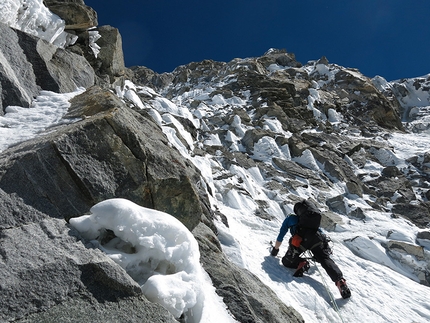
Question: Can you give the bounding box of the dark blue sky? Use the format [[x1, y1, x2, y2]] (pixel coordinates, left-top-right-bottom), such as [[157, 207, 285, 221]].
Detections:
[[85, 0, 430, 81]]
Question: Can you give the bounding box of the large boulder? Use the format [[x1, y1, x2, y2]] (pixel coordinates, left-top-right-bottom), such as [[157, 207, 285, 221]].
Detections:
[[44, 0, 98, 30], [95, 25, 126, 82], [0, 86, 210, 231]]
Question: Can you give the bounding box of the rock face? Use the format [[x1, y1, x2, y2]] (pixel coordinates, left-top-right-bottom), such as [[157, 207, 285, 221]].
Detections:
[[0, 22, 94, 114], [0, 85, 211, 230], [0, 81, 301, 321], [0, 86, 199, 321], [1, 218, 176, 323], [1, 1, 430, 322], [130, 48, 430, 288], [71, 25, 126, 85], [0, 23, 39, 113]]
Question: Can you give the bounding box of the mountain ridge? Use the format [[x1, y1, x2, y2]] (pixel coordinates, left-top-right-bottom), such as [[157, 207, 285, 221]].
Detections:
[[0, 1, 429, 322]]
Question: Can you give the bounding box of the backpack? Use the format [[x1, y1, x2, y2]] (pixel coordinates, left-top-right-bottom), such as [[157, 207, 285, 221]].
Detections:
[[294, 200, 322, 236]]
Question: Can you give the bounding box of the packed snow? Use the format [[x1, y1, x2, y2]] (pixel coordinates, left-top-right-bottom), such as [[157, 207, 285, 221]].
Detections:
[[0, 88, 84, 153], [2, 2, 430, 322], [69, 199, 236, 323], [0, 0, 75, 47]]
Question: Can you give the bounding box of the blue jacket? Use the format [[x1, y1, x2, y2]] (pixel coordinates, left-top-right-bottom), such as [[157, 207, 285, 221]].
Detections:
[[276, 214, 298, 242]]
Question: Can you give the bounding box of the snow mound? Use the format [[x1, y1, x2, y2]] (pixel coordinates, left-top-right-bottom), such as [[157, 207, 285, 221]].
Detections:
[[69, 198, 235, 323]]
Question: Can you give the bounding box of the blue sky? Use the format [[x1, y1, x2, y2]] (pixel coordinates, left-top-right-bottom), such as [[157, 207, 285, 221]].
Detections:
[[85, 0, 430, 81]]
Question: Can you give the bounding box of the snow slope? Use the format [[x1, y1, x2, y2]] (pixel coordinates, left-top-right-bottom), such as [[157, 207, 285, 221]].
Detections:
[[3, 77, 429, 322], [114, 78, 430, 322]]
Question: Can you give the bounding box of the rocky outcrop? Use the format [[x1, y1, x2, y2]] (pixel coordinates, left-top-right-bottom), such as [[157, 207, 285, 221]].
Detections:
[[0, 86, 211, 230], [129, 65, 174, 91], [0, 217, 176, 322], [91, 25, 126, 84], [0, 23, 39, 114], [0, 22, 94, 114], [44, 0, 98, 30], [44, 0, 126, 86]]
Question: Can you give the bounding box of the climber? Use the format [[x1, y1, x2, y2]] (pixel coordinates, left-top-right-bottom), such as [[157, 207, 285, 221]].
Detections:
[[271, 199, 351, 299]]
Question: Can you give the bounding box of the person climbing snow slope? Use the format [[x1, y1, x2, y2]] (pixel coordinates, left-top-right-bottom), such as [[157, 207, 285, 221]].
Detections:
[[271, 199, 351, 299]]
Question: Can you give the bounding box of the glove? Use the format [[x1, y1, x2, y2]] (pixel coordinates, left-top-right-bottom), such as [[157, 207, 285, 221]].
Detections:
[[291, 234, 303, 248], [271, 247, 279, 256]]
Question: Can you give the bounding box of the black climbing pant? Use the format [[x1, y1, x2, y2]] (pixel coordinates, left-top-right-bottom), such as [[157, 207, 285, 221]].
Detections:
[[281, 232, 343, 282]]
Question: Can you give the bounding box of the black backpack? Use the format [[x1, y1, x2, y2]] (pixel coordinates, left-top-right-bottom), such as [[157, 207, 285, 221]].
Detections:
[[294, 200, 322, 236]]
